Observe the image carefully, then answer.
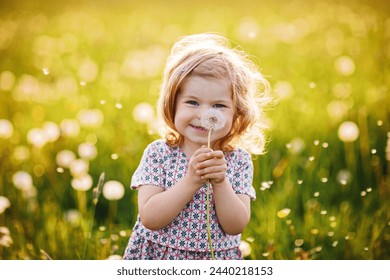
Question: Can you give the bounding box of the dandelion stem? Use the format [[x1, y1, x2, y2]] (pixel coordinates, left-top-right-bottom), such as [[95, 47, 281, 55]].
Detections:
[[206, 130, 215, 260]]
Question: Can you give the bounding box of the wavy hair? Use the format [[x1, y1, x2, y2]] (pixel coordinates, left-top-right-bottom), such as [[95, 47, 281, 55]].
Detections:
[[157, 33, 272, 154]]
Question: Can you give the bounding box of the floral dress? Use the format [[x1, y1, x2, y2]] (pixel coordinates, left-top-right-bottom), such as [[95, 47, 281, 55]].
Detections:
[[123, 140, 256, 260]]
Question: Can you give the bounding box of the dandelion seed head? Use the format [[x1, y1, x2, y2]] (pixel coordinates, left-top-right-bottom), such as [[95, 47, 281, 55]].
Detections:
[[103, 180, 125, 201], [297, 179, 303, 185], [314, 191, 320, 197], [314, 140, 320, 146], [78, 143, 97, 160], [201, 109, 225, 131], [376, 120, 383, 126], [133, 102, 155, 123], [322, 142, 329, 148], [311, 228, 319, 235], [321, 177, 328, 183], [360, 191, 367, 197], [0, 119, 13, 139], [60, 119, 80, 138], [239, 240, 252, 257], [69, 159, 89, 177], [338, 121, 359, 142], [71, 174, 93, 191], [56, 150, 76, 168], [12, 171, 33, 191], [320, 210, 327, 215], [309, 156, 315, 161], [0, 196, 11, 214], [371, 149, 377, 155], [42, 68, 50, 75], [328, 231, 335, 237], [111, 153, 119, 160], [332, 241, 338, 247], [295, 239, 304, 246], [115, 103, 123, 109]]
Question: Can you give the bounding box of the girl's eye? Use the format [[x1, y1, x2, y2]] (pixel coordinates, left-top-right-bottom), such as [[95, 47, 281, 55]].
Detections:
[[213, 104, 227, 108], [186, 100, 198, 106]]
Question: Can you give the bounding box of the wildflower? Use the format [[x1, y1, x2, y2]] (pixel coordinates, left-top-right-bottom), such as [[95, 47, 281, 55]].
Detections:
[[338, 121, 359, 142], [201, 109, 225, 132], [239, 240, 252, 257], [0, 227, 13, 247], [103, 180, 125, 201], [0, 119, 13, 139], [78, 143, 97, 160], [71, 174, 93, 191], [56, 150, 76, 168], [0, 196, 11, 214], [277, 208, 291, 218], [12, 171, 33, 191]]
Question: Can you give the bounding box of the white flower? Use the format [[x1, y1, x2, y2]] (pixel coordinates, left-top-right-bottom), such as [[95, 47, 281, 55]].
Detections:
[[0, 196, 11, 214], [103, 180, 125, 201], [78, 143, 97, 160], [60, 119, 80, 138], [69, 159, 89, 177], [201, 109, 225, 131], [106, 254, 123, 260], [56, 150, 76, 168], [12, 171, 33, 191], [0, 119, 13, 139], [239, 240, 252, 257], [338, 121, 359, 142], [71, 174, 93, 191]]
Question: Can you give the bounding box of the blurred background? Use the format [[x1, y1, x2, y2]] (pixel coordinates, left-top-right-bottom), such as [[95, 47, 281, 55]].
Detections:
[[0, 0, 389, 259]]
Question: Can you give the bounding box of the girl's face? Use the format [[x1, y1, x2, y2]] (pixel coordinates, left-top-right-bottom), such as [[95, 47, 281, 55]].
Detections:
[[174, 75, 234, 156]]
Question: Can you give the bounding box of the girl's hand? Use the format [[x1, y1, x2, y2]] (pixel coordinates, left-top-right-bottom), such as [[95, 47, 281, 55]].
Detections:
[[195, 149, 227, 186], [187, 146, 214, 188]]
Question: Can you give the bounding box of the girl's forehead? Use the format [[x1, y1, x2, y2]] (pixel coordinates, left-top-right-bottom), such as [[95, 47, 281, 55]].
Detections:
[[179, 76, 232, 97]]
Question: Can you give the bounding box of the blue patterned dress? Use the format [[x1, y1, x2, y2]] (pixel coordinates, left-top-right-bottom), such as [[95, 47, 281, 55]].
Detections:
[[123, 140, 255, 260]]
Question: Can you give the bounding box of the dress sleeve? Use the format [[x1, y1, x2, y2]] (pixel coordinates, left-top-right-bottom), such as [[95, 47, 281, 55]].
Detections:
[[231, 149, 256, 200], [130, 141, 166, 190]]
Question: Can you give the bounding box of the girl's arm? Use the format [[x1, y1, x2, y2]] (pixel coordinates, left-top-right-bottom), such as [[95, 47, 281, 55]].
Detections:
[[212, 180, 250, 235], [196, 150, 251, 235], [137, 147, 212, 230]]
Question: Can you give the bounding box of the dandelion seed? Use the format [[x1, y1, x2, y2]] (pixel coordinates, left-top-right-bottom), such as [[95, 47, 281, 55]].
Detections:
[[201, 109, 225, 132], [287, 138, 305, 154], [277, 208, 291, 218]]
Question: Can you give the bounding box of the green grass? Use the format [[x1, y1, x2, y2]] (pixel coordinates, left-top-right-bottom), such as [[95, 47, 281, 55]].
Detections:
[[0, 0, 389, 259]]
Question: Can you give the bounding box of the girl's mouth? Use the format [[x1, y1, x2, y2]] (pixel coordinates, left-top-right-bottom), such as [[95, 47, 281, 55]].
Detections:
[[190, 124, 208, 132]]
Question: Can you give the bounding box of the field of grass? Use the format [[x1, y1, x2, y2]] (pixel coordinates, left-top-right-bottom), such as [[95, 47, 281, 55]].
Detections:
[[0, 0, 389, 259]]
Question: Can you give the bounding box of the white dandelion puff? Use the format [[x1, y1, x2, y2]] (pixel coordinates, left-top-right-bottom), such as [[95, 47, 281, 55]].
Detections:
[[201, 109, 225, 132]]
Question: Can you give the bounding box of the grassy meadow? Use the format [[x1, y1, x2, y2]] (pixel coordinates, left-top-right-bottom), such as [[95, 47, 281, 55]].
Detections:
[[0, 0, 389, 259]]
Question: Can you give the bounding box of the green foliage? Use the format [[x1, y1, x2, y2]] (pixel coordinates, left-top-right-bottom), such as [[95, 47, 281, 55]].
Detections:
[[0, 0, 389, 259]]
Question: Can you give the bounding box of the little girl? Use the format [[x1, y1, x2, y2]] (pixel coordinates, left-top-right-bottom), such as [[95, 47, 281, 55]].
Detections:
[[123, 33, 271, 260]]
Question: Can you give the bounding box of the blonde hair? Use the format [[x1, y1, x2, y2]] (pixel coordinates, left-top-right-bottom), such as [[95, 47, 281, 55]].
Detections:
[[158, 33, 272, 154]]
